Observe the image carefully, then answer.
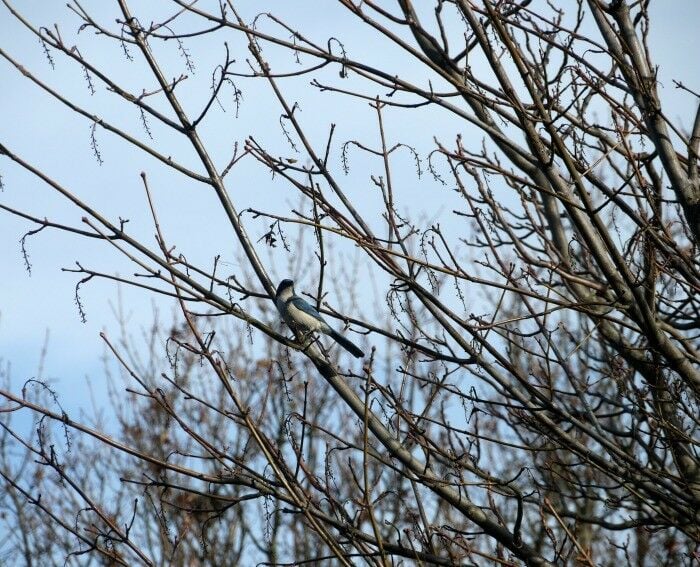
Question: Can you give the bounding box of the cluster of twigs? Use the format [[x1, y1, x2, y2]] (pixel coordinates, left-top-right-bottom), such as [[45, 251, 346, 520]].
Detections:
[[1, 1, 699, 565]]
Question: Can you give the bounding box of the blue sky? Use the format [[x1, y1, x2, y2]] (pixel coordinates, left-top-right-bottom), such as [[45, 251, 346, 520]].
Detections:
[[1, 0, 700, 414], [1, 4, 700, 564]]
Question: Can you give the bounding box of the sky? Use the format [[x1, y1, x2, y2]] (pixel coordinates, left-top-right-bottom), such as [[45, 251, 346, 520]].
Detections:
[[1, 1, 700, 416], [1, 2, 700, 564], [0, 0, 458, 412]]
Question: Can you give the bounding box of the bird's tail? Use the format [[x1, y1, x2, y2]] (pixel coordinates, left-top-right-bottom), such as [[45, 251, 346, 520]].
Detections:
[[329, 329, 364, 358]]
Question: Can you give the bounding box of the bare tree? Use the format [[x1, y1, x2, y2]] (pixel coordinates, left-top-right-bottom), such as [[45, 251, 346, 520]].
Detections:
[[1, 1, 699, 565]]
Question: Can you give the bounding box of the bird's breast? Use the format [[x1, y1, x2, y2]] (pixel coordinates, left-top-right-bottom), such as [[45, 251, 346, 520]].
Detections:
[[286, 303, 324, 332]]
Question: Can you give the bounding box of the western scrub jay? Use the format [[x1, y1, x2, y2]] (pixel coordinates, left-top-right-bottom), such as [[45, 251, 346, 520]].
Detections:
[[275, 279, 364, 358]]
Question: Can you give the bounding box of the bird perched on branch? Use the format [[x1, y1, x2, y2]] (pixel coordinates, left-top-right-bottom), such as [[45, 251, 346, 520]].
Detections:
[[275, 279, 364, 358]]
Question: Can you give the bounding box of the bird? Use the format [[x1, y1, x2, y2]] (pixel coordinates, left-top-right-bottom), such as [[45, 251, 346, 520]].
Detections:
[[275, 279, 364, 358]]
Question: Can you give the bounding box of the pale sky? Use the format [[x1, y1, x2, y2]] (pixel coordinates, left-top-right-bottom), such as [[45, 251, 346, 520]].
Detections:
[[1, 1, 699, 416]]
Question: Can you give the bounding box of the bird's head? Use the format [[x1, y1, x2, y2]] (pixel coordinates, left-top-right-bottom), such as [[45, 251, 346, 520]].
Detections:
[[276, 279, 295, 299]]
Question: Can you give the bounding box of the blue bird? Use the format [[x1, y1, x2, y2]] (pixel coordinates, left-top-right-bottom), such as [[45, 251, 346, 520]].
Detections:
[[275, 279, 364, 358]]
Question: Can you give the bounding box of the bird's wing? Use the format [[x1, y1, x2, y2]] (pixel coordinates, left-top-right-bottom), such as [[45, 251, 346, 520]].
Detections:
[[289, 297, 326, 322]]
